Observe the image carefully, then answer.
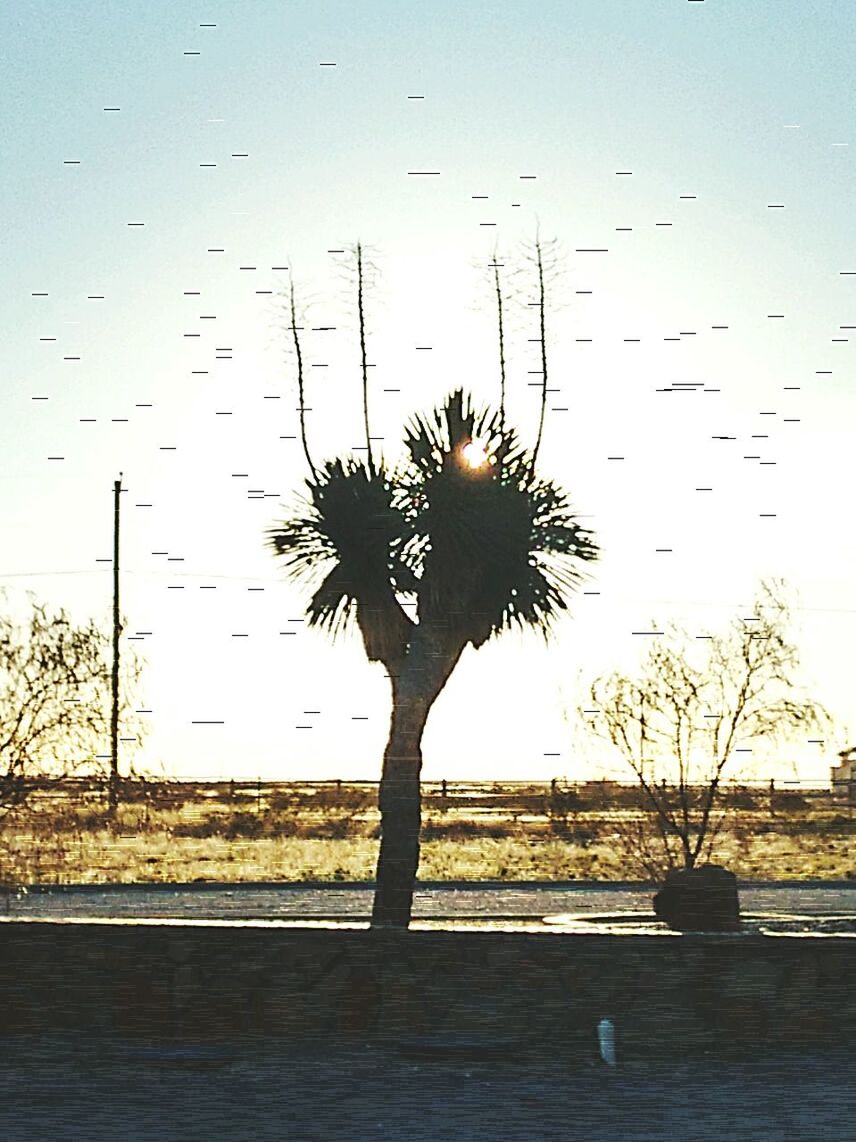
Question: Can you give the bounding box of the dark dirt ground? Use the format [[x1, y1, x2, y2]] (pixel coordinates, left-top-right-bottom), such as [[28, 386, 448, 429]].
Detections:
[[0, 1035, 852, 1141]]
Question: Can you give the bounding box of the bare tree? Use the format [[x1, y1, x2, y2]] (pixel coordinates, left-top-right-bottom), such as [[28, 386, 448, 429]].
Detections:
[[0, 591, 146, 821], [580, 579, 830, 880]]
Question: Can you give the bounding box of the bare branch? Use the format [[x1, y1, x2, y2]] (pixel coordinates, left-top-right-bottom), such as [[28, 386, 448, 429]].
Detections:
[[512, 230, 565, 466], [286, 271, 318, 482], [531, 232, 548, 465], [355, 241, 375, 474], [329, 242, 383, 474], [490, 241, 508, 431]]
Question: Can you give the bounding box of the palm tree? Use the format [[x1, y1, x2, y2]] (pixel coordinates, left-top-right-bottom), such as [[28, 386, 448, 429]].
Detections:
[[268, 387, 597, 927]]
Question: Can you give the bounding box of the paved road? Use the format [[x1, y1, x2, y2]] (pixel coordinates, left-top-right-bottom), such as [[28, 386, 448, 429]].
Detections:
[[6, 880, 855, 922]]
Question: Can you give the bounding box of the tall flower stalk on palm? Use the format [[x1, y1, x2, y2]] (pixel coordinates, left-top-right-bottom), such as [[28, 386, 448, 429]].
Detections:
[[268, 242, 598, 927]]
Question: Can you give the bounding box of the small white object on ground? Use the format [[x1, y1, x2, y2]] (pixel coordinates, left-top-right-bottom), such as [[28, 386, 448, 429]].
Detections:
[[597, 1018, 617, 1066]]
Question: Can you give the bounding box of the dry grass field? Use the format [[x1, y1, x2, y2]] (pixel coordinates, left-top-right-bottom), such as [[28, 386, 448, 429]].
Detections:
[[0, 779, 853, 885]]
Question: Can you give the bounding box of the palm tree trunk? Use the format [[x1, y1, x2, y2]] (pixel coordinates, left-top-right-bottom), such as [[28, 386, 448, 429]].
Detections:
[[371, 627, 466, 929], [371, 686, 430, 928]]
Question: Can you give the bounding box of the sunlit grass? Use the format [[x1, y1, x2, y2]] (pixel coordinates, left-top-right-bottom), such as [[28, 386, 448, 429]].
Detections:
[[0, 785, 852, 885]]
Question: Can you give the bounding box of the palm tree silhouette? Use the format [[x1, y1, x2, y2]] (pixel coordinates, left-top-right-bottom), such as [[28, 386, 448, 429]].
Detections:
[[268, 384, 597, 927]]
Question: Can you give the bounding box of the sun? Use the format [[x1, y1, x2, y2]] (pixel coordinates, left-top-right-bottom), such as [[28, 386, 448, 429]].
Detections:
[[461, 440, 490, 468]]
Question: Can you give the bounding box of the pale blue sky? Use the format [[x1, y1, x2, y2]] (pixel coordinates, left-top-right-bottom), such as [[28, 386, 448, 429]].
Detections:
[[2, 1, 855, 784]]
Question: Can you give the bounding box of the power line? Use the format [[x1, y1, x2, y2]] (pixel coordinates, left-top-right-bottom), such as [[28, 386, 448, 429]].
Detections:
[[0, 569, 280, 584], [1, 569, 856, 614], [605, 596, 856, 616], [123, 569, 283, 584], [0, 570, 110, 579]]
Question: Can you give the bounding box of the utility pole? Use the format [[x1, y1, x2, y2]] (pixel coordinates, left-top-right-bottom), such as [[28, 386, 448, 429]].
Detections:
[[109, 473, 122, 813]]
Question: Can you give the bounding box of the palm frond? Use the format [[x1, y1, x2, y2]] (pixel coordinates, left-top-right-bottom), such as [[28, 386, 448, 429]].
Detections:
[[399, 388, 598, 646], [267, 388, 598, 657], [267, 457, 415, 660]]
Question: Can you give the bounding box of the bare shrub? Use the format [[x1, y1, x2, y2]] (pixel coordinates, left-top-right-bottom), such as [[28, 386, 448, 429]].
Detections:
[[582, 579, 830, 880]]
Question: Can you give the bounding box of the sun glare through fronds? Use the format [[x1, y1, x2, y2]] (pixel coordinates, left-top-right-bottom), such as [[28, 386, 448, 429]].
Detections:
[[461, 440, 490, 469]]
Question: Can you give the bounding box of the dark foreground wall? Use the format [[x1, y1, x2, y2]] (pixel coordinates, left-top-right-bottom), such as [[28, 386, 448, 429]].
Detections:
[[1, 921, 853, 1058]]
